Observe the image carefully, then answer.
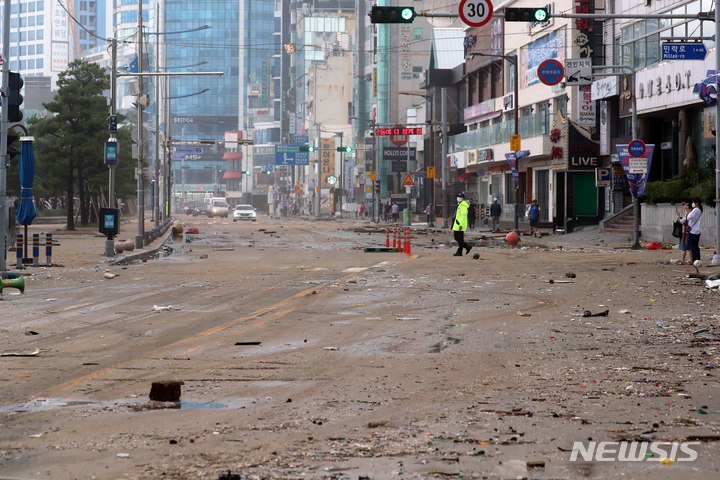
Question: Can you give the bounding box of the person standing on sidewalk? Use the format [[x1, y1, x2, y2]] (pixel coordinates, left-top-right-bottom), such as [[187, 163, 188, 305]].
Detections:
[[490, 198, 502, 232], [527, 199, 540, 237], [452, 193, 471, 256], [468, 201, 477, 230], [679, 198, 703, 262]]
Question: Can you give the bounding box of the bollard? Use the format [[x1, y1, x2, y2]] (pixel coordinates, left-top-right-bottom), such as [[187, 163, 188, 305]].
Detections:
[[392, 226, 397, 248], [45, 233, 53, 266], [404, 227, 411, 256], [32, 233, 40, 267], [16, 233, 23, 269], [396, 227, 402, 253], [385, 227, 390, 248]]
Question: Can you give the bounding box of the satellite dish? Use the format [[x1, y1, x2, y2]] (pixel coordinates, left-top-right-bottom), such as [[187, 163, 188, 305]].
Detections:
[[423, 0, 460, 28]]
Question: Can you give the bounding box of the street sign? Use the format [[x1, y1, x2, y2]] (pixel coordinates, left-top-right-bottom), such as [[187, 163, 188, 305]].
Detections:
[[661, 43, 707, 61], [427, 166, 436, 179], [274, 144, 310, 165], [510, 134, 521, 152], [105, 141, 118, 166], [402, 174, 415, 187], [565, 58, 592, 86], [171, 154, 188, 161], [458, 0, 493, 28], [390, 124, 408, 146], [174, 146, 203, 155], [368, 171, 378, 181], [628, 139, 646, 158], [537, 59, 564, 86]]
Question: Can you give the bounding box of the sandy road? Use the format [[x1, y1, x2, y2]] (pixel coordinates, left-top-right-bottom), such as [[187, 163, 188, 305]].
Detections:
[[1, 216, 719, 479]]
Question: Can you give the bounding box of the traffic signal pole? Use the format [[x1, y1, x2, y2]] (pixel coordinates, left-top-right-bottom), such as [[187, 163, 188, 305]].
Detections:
[[0, 0, 12, 273]]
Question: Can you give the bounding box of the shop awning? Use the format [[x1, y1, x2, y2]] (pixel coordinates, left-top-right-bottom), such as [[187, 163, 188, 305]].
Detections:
[[223, 171, 242, 179], [457, 170, 478, 182]]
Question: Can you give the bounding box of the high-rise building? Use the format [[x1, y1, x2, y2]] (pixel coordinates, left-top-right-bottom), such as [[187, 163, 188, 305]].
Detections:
[[1, 0, 111, 114]]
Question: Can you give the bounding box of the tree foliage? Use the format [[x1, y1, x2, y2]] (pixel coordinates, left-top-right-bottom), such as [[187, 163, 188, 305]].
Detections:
[[27, 59, 135, 229]]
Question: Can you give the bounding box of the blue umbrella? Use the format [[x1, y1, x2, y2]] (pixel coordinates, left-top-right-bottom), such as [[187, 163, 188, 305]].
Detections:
[[16, 137, 37, 226], [15, 138, 37, 263]]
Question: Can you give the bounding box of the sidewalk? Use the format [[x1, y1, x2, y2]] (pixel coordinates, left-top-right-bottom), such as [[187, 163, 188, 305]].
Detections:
[[3, 218, 172, 271]]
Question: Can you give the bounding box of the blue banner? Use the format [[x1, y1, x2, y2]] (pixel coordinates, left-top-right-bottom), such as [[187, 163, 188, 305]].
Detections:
[[616, 144, 655, 198]]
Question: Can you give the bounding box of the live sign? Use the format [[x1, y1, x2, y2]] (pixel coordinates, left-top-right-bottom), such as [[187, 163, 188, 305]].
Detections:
[[459, 0, 493, 28]]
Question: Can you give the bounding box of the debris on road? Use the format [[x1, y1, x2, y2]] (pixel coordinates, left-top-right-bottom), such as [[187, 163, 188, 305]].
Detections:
[[1, 348, 41, 357], [152, 304, 180, 312]]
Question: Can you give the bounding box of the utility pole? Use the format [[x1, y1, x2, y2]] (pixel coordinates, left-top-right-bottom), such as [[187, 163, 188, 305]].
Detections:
[[0, 0, 10, 273], [713, 4, 720, 266], [441, 87, 449, 228], [135, 0, 146, 249], [154, 0, 162, 226], [105, 37, 118, 257]]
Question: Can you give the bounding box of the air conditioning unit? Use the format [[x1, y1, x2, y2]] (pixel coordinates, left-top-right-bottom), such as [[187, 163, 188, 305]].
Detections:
[[502, 93, 514, 112]]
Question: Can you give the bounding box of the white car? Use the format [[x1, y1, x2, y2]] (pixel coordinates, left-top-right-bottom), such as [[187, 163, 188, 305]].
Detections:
[[207, 200, 229, 218], [233, 204, 257, 222]]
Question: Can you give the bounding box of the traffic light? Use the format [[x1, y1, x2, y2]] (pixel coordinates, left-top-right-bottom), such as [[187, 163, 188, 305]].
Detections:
[[336, 146, 352, 153], [504, 7, 550, 22], [265, 166, 273, 174], [373, 180, 380, 194], [370, 6, 416, 24], [299, 145, 315, 152], [8, 72, 24, 122], [7, 132, 20, 162]]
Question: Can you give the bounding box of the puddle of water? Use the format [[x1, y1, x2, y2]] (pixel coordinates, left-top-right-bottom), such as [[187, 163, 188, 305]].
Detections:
[[0, 396, 255, 413]]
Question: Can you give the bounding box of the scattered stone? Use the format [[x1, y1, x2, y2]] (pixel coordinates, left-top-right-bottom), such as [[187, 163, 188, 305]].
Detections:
[[149, 380, 184, 402]]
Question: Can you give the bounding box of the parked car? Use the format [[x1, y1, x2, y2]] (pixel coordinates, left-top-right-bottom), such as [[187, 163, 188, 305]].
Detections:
[[233, 204, 257, 222], [207, 200, 229, 218]]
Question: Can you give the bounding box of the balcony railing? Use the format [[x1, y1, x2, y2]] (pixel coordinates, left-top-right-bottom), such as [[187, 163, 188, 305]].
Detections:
[[449, 110, 550, 153]]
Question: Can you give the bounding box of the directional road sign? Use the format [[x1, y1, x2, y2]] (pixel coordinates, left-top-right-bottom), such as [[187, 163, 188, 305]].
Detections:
[[275, 144, 310, 166], [565, 58, 593, 86], [661, 43, 707, 61], [537, 59, 564, 86], [174, 146, 203, 155], [459, 0, 494, 28]]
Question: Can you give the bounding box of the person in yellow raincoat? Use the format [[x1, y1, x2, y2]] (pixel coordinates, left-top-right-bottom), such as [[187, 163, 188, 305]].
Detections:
[[452, 193, 472, 256]]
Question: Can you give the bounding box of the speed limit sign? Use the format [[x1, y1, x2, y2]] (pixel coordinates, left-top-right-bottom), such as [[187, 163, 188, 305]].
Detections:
[[459, 0, 494, 28]]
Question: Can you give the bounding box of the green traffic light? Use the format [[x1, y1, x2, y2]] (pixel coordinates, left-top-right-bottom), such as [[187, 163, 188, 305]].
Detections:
[[504, 7, 550, 23], [534, 8, 548, 22], [400, 8, 414, 21]]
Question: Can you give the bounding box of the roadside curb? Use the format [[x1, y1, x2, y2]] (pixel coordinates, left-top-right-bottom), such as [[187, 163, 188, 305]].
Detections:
[[109, 229, 173, 266]]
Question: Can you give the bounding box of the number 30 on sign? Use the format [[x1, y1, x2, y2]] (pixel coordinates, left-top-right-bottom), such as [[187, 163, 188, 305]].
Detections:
[[459, 0, 494, 28]]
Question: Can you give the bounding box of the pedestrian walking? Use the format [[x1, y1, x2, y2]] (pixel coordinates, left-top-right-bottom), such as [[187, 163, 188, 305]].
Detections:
[[679, 198, 703, 262], [490, 197, 502, 232], [384, 202, 392, 223], [391, 202, 399, 223], [527, 199, 540, 237], [468, 201, 477, 230], [674, 202, 691, 264], [424, 204, 432, 226], [452, 193, 472, 256], [359, 201, 365, 219]]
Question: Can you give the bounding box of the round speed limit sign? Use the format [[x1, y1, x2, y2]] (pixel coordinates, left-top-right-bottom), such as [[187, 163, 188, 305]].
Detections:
[[459, 0, 494, 28]]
